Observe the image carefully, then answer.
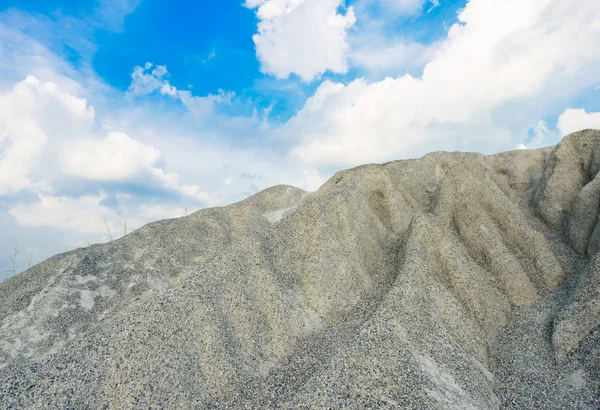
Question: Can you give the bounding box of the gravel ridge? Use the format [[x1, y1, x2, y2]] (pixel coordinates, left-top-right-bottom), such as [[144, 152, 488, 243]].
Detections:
[[1, 130, 600, 408]]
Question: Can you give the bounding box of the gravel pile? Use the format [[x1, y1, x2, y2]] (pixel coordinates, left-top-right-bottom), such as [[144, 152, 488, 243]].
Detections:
[[1, 130, 599, 408]]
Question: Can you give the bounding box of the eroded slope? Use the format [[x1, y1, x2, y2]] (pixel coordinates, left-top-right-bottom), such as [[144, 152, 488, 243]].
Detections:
[[1, 130, 599, 409]]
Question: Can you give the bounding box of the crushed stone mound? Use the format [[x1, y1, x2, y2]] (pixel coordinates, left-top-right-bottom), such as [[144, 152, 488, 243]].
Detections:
[[1, 130, 600, 409]]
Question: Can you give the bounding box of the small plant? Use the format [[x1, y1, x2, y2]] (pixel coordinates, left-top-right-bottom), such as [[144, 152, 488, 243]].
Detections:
[[104, 212, 131, 243], [122, 212, 128, 237], [4, 244, 18, 276], [104, 218, 113, 242]]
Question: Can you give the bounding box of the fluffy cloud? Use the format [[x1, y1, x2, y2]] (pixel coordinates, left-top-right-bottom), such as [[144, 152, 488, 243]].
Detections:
[[558, 109, 600, 137], [246, 0, 356, 81], [0, 76, 95, 194], [286, 0, 600, 167], [0, 76, 219, 230], [61, 132, 161, 181], [128, 62, 174, 95]]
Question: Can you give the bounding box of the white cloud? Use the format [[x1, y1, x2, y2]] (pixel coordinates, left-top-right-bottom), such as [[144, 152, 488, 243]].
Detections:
[[151, 64, 168, 78], [0, 6, 233, 274], [557, 108, 600, 137], [160, 83, 178, 96], [349, 38, 439, 74], [0, 75, 95, 194], [246, 0, 356, 81], [8, 194, 191, 237], [148, 168, 221, 206], [128, 63, 234, 117], [0, 121, 46, 195], [0, 75, 217, 207], [107, 125, 327, 202], [129, 63, 170, 95], [61, 132, 161, 181], [9, 194, 112, 235], [177, 89, 235, 119], [286, 0, 600, 167]]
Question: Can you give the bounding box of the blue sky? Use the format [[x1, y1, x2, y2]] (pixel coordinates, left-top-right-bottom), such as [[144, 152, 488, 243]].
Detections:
[[1, 0, 600, 280]]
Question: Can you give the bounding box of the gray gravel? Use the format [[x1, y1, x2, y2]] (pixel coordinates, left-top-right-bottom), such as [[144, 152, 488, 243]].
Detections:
[[1, 130, 600, 408]]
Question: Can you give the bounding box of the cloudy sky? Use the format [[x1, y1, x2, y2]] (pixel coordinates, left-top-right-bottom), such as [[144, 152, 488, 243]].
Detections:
[[1, 0, 600, 279]]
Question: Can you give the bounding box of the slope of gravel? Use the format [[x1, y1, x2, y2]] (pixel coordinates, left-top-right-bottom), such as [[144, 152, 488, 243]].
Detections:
[[1, 130, 600, 408]]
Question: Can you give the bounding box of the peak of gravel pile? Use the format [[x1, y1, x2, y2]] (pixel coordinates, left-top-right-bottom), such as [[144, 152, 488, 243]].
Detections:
[[2, 130, 600, 409]]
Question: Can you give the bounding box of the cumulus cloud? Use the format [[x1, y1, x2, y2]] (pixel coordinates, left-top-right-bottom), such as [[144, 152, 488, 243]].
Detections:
[[160, 83, 178, 97], [245, 0, 356, 81], [286, 0, 600, 167], [61, 132, 162, 181], [0, 76, 218, 222], [0, 76, 95, 194], [558, 109, 600, 137]]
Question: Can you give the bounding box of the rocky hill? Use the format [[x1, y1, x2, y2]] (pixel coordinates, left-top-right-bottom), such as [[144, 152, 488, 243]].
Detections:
[[1, 130, 599, 409]]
